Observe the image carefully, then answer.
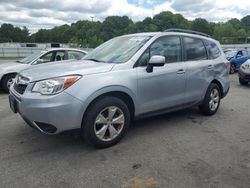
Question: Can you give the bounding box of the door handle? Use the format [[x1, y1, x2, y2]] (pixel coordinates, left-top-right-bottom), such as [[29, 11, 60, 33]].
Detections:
[[177, 69, 186, 75], [207, 65, 213, 69]]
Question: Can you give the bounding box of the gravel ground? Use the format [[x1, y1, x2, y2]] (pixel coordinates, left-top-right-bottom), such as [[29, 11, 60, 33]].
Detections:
[[0, 74, 250, 188]]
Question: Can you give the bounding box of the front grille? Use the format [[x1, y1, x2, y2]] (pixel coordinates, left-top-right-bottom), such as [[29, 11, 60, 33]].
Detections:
[[14, 83, 27, 94]]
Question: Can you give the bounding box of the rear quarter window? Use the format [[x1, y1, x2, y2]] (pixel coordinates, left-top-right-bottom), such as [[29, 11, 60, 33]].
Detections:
[[204, 40, 221, 59]]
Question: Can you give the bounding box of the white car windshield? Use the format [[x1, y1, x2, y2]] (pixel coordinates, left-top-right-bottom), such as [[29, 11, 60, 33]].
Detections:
[[224, 50, 236, 58], [84, 35, 151, 63], [17, 51, 44, 64]]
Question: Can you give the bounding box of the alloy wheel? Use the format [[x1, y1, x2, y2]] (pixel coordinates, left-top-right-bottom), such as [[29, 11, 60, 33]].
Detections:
[[94, 106, 125, 142], [209, 88, 219, 111], [7, 78, 14, 89]]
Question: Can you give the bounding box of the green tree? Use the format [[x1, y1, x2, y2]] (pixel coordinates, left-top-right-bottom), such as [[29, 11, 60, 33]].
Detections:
[[1, 11, 250, 46], [241, 15, 250, 27], [191, 18, 211, 35]]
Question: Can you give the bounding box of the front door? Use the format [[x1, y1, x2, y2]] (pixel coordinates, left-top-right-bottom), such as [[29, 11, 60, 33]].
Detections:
[[136, 36, 187, 115]]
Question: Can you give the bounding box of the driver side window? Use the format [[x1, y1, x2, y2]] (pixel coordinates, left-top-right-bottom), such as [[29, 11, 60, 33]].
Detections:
[[39, 52, 54, 63], [137, 36, 181, 66]]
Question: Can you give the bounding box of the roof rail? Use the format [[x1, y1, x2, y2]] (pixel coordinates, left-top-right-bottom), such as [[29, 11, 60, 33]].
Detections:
[[164, 28, 211, 38]]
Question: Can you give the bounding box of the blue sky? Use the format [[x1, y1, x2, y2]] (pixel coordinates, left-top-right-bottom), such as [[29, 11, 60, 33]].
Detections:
[[128, 0, 167, 8], [0, 0, 249, 33]]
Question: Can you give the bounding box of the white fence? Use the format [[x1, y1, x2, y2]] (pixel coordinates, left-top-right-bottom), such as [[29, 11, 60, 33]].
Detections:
[[0, 47, 93, 58], [221, 44, 250, 50], [0, 44, 249, 58], [0, 47, 43, 57]]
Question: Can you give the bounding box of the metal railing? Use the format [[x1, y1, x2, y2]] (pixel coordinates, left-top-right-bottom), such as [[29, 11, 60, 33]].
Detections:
[[0, 47, 43, 58], [1, 44, 250, 58], [0, 47, 93, 58], [221, 44, 250, 51]]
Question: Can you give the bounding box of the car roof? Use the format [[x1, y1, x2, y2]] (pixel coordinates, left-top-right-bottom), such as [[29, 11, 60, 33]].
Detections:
[[121, 32, 159, 37], [42, 48, 88, 53], [122, 31, 216, 42]]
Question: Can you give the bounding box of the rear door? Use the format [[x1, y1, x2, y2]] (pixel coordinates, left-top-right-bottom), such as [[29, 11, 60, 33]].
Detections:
[[183, 37, 213, 105]]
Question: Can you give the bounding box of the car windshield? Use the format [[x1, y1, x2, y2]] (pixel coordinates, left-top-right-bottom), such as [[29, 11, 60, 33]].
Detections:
[[224, 50, 236, 58], [17, 51, 43, 64], [83, 35, 152, 63]]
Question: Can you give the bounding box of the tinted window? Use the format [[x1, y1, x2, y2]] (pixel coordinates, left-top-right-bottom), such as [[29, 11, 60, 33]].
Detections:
[[137, 36, 181, 66], [39, 52, 54, 63], [184, 37, 207, 61], [205, 40, 221, 59], [237, 51, 243, 56], [68, 51, 85, 60], [55, 51, 65, 61], [137, 48, 150, 66], [242, 50, 248, 56]]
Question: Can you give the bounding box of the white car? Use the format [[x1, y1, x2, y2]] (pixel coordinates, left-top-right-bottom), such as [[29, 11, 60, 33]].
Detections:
[[0, 48, 87, 92]]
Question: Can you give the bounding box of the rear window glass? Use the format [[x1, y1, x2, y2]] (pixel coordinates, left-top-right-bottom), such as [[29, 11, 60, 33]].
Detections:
[[204, 40, 221, 59]]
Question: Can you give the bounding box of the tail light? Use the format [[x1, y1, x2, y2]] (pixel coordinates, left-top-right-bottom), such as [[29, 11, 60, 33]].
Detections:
[[224, 60, 230, 68]]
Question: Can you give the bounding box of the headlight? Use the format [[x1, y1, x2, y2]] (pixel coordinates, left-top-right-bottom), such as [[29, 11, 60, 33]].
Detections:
[[241, 64, 248, 70], [243, 64, 250, 69], [32, 75, 81, 95]]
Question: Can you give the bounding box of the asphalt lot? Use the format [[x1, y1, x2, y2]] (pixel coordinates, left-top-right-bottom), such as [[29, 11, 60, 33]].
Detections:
[[0, 74, 250, 188]]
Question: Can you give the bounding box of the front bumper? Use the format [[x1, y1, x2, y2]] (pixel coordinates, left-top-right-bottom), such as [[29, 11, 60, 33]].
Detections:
[[238, 69, 250, 82], [9, 86, 86, 135]]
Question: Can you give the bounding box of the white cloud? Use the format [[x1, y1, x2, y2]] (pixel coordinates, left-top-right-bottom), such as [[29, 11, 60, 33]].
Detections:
[[0, 0, 249, 33], [170, 0, 250, 22]]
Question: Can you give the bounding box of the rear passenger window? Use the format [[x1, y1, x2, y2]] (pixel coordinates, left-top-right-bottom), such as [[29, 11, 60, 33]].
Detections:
[[184, 37, 207, 61], [68, 51, 85, 60], [204, 40, 221, 59]]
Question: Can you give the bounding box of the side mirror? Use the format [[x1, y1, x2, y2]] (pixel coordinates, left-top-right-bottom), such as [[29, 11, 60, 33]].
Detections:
[[35, 59, 44, 64], [146, 55, 165, 73]]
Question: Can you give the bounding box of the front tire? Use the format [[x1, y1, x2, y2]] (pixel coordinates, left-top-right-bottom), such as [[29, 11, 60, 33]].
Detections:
[[199, 83, 221, 116], [82, 96, 130, 148], [1, 74, 16, 93], [239, 77, 248, 85]]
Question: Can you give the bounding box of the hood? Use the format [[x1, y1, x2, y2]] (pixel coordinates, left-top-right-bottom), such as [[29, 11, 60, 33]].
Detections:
[[0, 62, 30, 73], [19, 60, 115, 82]]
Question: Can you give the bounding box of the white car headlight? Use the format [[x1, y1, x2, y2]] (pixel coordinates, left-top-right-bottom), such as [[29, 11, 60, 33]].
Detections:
[[243, 64, 250, 69], [32, 75, 81, 95]]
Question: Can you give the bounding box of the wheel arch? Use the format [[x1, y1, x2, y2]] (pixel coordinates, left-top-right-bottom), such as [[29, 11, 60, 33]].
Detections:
[[211, 79, 223, 98], [81, 87, 136, 127], [0, 72, 17, 82]]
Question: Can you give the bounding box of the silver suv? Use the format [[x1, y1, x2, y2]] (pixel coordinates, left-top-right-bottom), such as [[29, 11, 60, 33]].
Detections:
[[9, 29, 230, 148]]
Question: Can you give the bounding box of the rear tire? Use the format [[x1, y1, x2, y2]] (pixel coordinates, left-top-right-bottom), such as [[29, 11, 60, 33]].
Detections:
[[1, 74, 16, 93], [230, 64, 236, 74], [239, 77, 248, 85], [82, 96, 130, 148], [199, 83, 221, 116]]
